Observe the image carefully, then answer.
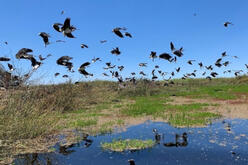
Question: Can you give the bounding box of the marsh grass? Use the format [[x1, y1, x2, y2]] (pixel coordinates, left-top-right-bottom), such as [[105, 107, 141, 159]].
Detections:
[[69, 119, 98, 128], [167, 111, 220, 127], [122, 95, 220, 127], [122, 96, 167, 117], [101, 139, 155, 152]]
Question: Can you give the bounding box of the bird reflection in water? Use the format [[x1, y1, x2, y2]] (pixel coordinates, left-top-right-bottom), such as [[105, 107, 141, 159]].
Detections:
[[164, 132, 188, 147]]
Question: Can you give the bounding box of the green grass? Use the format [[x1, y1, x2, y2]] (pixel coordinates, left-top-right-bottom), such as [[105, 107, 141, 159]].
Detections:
[[101, 139, 155, 152], [122, 97, 220, 127], [164, 103, 220, 127], [165, 103, 210, 111], [176, 85, 248, 100], [69, 119, 98, 128], [116, 119, 125, 125], [98, 121, 115, 134], [122, 96, 167, 117], [168, 112, 220, 127]]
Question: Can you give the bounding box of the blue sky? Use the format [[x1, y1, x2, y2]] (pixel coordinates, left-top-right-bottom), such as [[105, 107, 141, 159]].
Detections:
[[0, 0, 248, 84]]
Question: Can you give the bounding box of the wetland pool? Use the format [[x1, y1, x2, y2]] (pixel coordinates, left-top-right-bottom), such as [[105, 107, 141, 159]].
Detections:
[[14, 119, 248, 165]]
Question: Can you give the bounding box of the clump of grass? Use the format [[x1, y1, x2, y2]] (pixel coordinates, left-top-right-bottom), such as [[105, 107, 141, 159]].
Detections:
[[0, 83, 77, 141], [101, 139, 155, 152], [176, 85, 248, 100], [168, 112, 220, 127], [98, 121, 116, 134], [69, 119, 98, 128], [163, 103, 221, 127], [116, 119, 125, 125], [122, 96, 166, 117], [165, 103, 210, 111]]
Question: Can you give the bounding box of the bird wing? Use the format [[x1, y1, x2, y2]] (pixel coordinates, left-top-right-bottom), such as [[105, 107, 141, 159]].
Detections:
[[53, 23, 62, 32], [170, 42, 175, 51], [113, 29, 124, 38], [65, 33, 75, 38], [63, 18, 71, 29], [80, 62, 90, 68]]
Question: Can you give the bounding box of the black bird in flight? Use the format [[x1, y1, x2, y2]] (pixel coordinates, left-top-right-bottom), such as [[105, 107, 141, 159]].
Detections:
[[56, 56, 73, 72], [118, 65, 124, 71], [206, 76, 212, 80], [245, 64, 248, 69], [111, 47, 121, 55], [210, 72, 218, 77], [224, 22, 233, 27], [125, 32, 132, 38], [81, 44, 88, 48], [112, 27, 124, 38], [170, 42, 183, 57], [170, 42, 175, 51], [56, 40, 66, 43], [78, 62, 93, 77], [8, 63, 14, 71], [223, 61, 229, 67], [139, 63, 147, 67], [30, 57, 42, 70], [159, 53, 172, 61], [61, 18, 77, 38], [53, 18, 77, 38], [100, 40, 107, 43], [0, 57, 10, 61], [92, 57, 101, 63], [16, 48, 34, 59], [187, 60, 195, 65], [222, 51, 227, 57], [206, 65, 213, 70], [139, 71, 146, 76], [102, 73, 109, 77], [55, 73, 60, 77], [39, 32, 50, 47], [150, 51, 157, 61], [173, 48, 183, 57]]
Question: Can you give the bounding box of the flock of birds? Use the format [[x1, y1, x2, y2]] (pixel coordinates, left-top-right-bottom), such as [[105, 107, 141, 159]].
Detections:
[[0, 12, 247, 87]]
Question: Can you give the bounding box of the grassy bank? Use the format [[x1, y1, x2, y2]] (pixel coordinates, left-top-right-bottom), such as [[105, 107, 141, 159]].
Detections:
[[0, 77, 248, 163], [101, 139, 155, 152]]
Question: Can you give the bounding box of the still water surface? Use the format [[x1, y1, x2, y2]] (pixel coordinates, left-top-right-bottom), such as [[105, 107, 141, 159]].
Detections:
[[14, 119, 248, 165]]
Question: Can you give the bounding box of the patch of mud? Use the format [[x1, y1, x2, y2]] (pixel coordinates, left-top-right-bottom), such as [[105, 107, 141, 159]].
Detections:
[[169, 96, 248, 119]]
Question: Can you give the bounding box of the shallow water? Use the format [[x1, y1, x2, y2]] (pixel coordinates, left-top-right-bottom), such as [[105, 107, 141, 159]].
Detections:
[[14, 119, 248, 165]]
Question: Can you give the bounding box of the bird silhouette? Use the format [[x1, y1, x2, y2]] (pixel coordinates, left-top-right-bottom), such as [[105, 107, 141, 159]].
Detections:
[[38, 32, 50, 47], [128, 159, 135, 165], [81, 44, 88, 48], [0, 57, 10, 61], [112, 27, 124, 38], [224, 22, 233, 27], [111, 47, 121, 55], [125, 32, 132, 38]]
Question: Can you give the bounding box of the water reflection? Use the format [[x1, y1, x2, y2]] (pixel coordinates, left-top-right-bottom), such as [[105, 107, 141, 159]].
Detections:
[[164, 132, 188, 147], [14, 153, 56, 165], [59, 143, 76, 155], [14, 119, 248, 165], [59, 133, 93, 155]]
